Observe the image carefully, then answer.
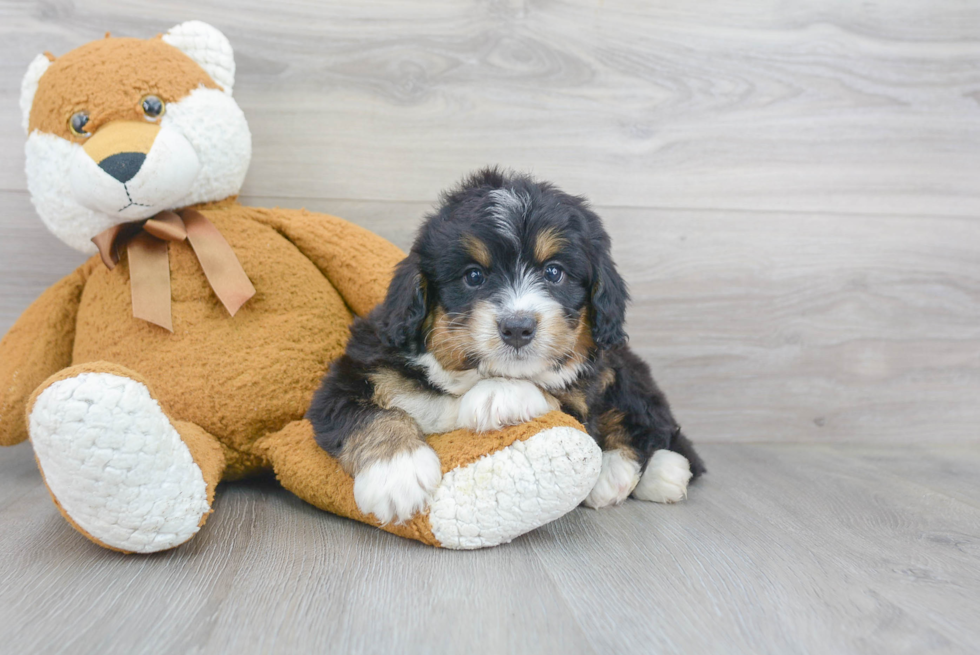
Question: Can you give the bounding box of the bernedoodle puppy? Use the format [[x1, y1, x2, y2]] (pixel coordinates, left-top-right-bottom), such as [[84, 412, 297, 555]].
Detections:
[[308, 168, 705, 523]]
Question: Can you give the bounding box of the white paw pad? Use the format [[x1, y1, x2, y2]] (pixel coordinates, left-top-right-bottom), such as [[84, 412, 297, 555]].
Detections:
[[353, 446, 442, 524], [633, 450, 692, 503], [456, 378, 557, 432], [582, 449, 641, 509], [28, 372, 209, 553]]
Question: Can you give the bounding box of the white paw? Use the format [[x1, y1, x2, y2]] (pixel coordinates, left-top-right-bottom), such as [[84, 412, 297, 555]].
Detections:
[[582, 449, 641, 509], [28, 372, 209, 553], [353, 446, 442, 524], [456, 378, 558, 432], [633, 450, 692, 503]]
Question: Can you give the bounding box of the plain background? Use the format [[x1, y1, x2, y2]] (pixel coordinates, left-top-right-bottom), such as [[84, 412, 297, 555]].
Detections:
[[4, 1, 979, 444], [1, 2, 978, 653]]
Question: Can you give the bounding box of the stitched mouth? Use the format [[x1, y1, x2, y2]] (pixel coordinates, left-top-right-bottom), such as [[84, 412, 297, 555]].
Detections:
[[117, 183, 152, 212]]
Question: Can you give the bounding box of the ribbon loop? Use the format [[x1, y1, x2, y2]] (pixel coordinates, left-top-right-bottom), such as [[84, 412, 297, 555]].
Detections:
[[143, 211, 188, 242], [91, 209, 256, 332]]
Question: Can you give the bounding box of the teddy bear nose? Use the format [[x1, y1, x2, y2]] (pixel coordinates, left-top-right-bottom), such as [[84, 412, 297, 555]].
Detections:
[[498, 313, 537, 349], [99, 152, 146, 183]]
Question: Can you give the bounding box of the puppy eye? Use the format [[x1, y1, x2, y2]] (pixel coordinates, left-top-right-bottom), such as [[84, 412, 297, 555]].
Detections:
[[544, 264, 564, 284], [68, 111, 91, 137], [141, 95, 165, 120], [463, 268, 486, 288]]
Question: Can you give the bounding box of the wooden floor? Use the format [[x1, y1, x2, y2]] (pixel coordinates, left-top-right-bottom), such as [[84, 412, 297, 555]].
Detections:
[[2, 441, 979, 654], [1, 1, 979, 653]]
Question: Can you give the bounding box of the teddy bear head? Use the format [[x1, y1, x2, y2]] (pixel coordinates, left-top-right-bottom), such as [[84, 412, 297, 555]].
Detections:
[[20, 21, 252, 254]]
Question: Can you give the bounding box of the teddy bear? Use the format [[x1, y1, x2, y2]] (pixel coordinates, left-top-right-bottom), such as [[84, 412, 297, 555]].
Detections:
[[0, 21, 602, 553]]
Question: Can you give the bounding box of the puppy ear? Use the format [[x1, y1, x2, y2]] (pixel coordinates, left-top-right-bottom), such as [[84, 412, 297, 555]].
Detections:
[[378, 252, 428, 349], [590, 240, 629, 349]]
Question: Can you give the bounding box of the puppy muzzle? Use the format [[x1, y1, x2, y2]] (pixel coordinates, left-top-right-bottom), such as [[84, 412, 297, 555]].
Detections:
[[497, 312, 538, 350]]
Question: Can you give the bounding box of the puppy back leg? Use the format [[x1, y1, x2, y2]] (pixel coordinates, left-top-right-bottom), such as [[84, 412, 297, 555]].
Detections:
[[588, 349, 704, 506], [668, 430, 706, 479]]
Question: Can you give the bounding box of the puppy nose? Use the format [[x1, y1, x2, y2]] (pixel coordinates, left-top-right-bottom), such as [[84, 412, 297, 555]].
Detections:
[[498, 313, 537, 349], [98, 152, 146, 183]]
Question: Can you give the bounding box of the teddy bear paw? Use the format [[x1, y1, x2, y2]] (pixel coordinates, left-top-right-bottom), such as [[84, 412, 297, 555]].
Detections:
[[28, 372, 210, 553], [427, 425, 601, 549]]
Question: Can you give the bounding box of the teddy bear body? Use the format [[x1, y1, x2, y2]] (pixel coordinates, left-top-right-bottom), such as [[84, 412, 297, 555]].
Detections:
[[1, 21, 602, 553], [71, 204, 353, 473]]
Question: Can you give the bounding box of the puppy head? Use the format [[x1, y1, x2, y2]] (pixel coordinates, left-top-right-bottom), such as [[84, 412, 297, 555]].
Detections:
[[20, 22, 251, 253], [380, 168, 629, 385]]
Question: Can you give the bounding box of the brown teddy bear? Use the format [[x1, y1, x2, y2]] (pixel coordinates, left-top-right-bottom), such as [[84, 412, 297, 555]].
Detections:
[[1, 21, 601, 553]]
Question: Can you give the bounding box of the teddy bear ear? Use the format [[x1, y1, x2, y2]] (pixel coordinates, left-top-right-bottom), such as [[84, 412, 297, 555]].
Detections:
[[21, 53, 52, 134], [162, 21, 236, 95]]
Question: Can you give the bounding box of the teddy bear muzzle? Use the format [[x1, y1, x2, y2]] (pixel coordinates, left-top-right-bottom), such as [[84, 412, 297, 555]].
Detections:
[[70, 120, 201, 221]]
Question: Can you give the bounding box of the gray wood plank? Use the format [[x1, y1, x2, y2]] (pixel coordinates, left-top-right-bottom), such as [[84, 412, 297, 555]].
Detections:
[[3, 192, 978, 445], [197, 493, 595, 655], [0, 191, 88, 334], [239, 198, 980, 445], [1, 1, 979, 216], [2, 2, 980, 651], [2, 442, 979, 654], [530, 443, 980, 655], [841, 444, 980, 509]]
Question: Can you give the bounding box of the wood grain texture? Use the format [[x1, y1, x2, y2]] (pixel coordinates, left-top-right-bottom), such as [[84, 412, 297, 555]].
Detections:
[[2, 1, 978, 445], [2, 2, 980, 652], [2, 1, 980, 215], [6, 190, 976, 444], [2, 441, 979, 654]]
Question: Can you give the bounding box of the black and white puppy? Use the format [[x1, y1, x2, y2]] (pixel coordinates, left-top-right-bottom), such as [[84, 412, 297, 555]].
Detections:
[[308, 168, 705, 523]]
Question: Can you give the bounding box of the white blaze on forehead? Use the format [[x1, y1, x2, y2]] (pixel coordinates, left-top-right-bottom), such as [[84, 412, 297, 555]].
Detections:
[[487, 188, 530, 245], [498, 265, 559, 316]]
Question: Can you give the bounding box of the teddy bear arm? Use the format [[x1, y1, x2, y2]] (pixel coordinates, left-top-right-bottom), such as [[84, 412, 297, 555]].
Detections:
[[251, 208, 405, 317], [255, 412, 602, 549], [0, 263, 93, 446]]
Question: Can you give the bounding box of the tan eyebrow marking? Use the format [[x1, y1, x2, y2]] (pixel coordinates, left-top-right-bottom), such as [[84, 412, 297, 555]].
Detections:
[[534, 226, 568, 263], [463, 235, 492, 268]]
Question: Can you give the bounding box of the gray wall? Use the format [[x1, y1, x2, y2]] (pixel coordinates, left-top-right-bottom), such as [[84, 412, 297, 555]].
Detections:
[[2, 0, 978, 444]]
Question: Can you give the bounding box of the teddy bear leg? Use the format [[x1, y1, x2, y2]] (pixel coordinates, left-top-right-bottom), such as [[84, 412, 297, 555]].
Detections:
[[255, 413, 602, 549], [26, 363, 225, 553]]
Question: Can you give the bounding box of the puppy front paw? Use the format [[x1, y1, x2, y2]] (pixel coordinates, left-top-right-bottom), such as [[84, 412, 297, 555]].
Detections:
[[457, 378, 559, 432], [582, 449, 641, 509], [353, 446, 442, 524]]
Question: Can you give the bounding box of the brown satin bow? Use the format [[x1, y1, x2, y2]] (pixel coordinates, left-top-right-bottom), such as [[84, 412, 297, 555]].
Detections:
[[91, 209, 256, 332]]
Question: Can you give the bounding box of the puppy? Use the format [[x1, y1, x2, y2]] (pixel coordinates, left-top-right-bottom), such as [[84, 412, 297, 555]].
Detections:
[[308, 168, 705, 523]]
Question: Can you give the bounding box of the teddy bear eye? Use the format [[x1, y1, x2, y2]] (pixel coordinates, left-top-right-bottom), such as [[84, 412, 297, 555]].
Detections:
[[68, 111, 91, 137], [141, 95, 165, 120]]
